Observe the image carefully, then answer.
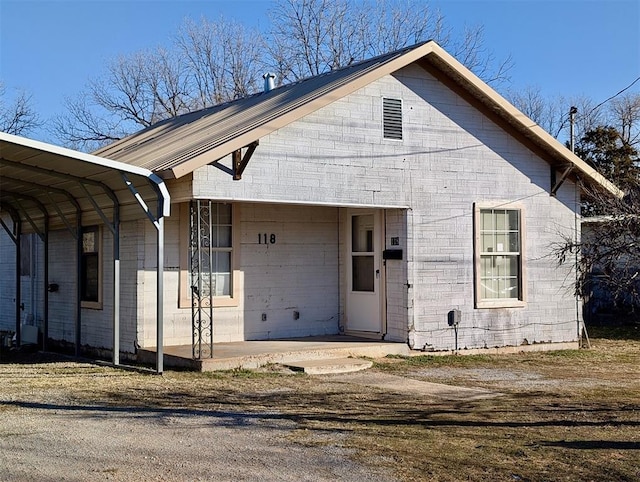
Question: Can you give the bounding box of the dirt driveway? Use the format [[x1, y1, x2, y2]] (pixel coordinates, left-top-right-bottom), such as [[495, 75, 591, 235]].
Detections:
[[1, 329, 639, 482], [0, 359, 404, 482]]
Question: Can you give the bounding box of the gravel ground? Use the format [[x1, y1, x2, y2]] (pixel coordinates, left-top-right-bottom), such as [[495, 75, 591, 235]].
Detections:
[[0, 358, 398, 482], [0, 397, 395, 482]]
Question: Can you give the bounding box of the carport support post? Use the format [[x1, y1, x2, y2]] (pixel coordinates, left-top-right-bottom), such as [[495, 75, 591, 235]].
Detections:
[[76, 219, 82, 357], [43, 218, 49, 351], [113, 223, 120, 366], [15, 220, 21, 346], [156, 216, 164, 374]]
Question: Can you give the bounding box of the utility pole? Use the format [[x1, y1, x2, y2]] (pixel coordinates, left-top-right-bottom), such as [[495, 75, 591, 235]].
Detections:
[[569, 106, 578, 153]]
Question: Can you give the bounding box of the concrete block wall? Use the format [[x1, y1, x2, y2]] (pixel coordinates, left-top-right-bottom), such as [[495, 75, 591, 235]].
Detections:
[[191, 63, 580, 351], [139, 203, 341, 346], [383, 209, 409, 342], [18, 61, 582, 352], [240, 203, 340, 339]]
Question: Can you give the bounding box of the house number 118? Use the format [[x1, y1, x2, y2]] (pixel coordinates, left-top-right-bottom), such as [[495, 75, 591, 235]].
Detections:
[[258, 233, 277, 244]]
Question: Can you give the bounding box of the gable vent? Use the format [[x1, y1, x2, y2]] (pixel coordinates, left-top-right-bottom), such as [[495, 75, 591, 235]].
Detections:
[[383, 97, 403, 140]]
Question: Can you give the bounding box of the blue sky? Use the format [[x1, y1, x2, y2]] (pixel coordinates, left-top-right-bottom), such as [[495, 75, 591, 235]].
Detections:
[[1, 0, 639, 143]]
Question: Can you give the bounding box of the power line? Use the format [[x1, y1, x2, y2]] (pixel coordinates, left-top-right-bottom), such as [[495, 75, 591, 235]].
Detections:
[[588, 76, 640, 116]]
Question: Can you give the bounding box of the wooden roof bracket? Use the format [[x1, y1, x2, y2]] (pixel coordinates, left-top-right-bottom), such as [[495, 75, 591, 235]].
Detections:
[[232, 140, 260, 180], [551, 164, 574, 197]]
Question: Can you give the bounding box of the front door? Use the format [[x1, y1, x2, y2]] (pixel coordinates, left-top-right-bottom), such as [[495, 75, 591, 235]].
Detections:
[[346, 210, 383, 335]]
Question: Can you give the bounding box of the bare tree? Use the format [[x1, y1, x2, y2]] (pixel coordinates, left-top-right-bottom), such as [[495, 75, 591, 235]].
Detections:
[[610, 93, 640, 147], [266, 0, 512, 85], [555, 180, 640, 316], [0, 82, 40, 135], [176, 17, 263, 107], [50, 93, 128, 152], [53, 2, 513, 150]]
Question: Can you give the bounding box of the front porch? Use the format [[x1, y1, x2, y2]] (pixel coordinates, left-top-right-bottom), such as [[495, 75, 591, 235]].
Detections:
[[137, 335, 410, 372]]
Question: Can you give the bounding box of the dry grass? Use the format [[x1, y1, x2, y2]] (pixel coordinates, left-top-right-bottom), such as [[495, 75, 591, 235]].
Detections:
[[1, 325, 639, 482]]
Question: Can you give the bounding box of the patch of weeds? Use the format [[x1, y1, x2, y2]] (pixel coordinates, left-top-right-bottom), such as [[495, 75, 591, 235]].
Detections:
[[199, 367, 289, 379], [589, 324, 640, 341], [542, 349, 594, 359], [383, 354, 497, 367]]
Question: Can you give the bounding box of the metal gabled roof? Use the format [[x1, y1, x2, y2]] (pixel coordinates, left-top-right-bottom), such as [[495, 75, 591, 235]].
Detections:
[[94, 40, 623, 198], [94, 42, 432, 178]]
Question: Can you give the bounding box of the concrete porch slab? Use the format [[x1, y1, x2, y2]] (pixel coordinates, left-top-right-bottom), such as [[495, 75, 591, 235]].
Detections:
[[137, 335, 409, 372]]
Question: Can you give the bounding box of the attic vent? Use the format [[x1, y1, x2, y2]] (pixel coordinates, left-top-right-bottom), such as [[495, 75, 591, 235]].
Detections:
[[383, 97, 403, 140]]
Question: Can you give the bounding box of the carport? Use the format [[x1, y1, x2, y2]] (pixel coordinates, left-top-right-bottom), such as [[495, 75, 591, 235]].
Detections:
[[0, 132, 170, 373]]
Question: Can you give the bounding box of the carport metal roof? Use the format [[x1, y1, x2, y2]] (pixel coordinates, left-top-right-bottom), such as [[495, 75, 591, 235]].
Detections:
[[0, 132, 170, 373]]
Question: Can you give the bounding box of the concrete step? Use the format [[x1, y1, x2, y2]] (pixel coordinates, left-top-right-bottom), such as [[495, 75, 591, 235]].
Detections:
[[283, 357, 373, 375]]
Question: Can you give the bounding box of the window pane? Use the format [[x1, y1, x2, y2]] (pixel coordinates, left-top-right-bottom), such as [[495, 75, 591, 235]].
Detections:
[[508, 210, 519, 230], [215, 226, 232, 248], [507, 255, 519, 277], [215, 273, 231, 296], [481, 277, 499, 299], [495, 233, 508, 253], [481, 256, 492, 277], [352, 256, 374, 291], [215, 251, 231, 273], [506, 277, 519, 298], [481, 233, 494, 252], [495, 210, 507, 230], [481, 210, 494, 230], [352, 215, 374, 253], [82, 230, 96, 253], [82, 253, 99, 302], [508, 232, 519, 252], [217, 204, 232, 225]]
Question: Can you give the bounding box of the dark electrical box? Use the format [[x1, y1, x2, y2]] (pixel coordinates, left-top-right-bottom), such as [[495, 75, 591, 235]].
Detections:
[[383, 249, 403, 260], [448, 309, 461, 327]]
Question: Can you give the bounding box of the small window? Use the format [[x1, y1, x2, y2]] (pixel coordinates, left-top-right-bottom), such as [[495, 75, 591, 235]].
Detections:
[[383, 97, 402, 140], [475, 205, 525, 308], [81, 226, 102, 308], [194, 203, 233, 297], [20, 234, 31, 276]]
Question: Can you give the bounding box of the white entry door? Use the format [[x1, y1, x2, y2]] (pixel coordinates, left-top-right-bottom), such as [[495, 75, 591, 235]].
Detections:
[[346, 210, 383, 334]]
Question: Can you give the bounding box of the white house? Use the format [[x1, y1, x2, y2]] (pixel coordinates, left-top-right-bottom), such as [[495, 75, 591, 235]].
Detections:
[[0, 41, 621, 370]]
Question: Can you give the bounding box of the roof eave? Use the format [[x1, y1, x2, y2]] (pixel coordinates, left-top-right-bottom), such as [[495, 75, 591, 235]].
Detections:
[[419, 44, 624, 199]]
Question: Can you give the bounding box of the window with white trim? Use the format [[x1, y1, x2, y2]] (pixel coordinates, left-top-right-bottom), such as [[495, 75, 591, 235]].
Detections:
[[179, 202, 238, 308], [475, 205, 525, 307], [197, 202, 232, 297]]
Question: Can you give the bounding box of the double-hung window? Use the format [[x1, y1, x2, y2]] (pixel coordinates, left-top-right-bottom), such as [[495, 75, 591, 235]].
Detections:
[[179, 202, 237, 308], [475, 205, 525, 308], [199, 202, 232, 297]]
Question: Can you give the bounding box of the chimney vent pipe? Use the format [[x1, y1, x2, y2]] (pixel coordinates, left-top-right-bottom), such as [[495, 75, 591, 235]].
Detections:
[[263, 72, 276, 92]]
